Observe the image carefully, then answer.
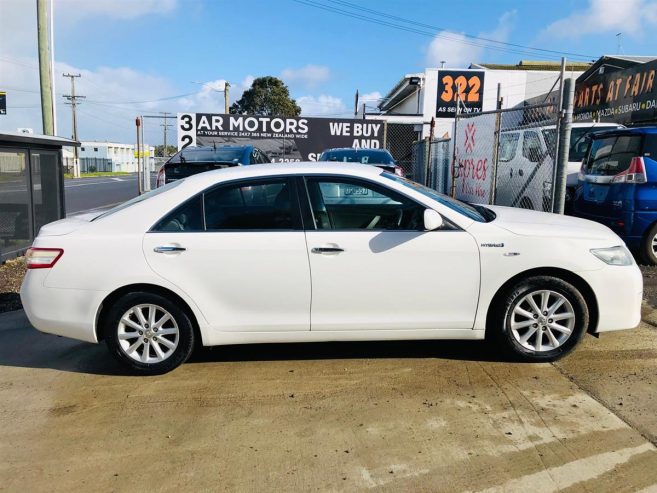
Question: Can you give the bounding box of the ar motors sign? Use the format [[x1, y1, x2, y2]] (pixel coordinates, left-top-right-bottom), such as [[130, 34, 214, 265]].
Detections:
[[574, 59, 657, 124], [177, 113, 385, 162], [436, 70, 485, 118]]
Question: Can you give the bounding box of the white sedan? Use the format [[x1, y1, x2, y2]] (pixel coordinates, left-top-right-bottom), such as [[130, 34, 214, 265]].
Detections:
[[21, 163, 642, 374]]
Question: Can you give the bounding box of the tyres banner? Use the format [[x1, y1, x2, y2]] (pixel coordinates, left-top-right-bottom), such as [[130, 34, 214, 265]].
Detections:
[[177, 113, 385, 162], [574, 59, 657, 124]]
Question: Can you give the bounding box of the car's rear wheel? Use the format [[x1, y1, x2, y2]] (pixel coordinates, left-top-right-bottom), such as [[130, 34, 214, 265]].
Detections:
[[639, 223, 657, 265], [491, 276, 589, 362], [104, 292, 195, 375]]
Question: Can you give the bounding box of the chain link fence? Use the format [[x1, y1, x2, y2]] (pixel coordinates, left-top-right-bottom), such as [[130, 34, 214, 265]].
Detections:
[[382, 122, 421, 177], [410, 103, 563, 211], [452, 103, 559, 211]]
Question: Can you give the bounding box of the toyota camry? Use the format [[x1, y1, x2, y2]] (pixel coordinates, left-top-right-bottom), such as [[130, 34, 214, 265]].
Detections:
[[20, 163, 642, 374]]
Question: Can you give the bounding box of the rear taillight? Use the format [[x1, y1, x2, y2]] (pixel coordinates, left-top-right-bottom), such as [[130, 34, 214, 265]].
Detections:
[[156, 167, 166, 188], [26, 248, 63, 269], [612, 157, 647, 184]]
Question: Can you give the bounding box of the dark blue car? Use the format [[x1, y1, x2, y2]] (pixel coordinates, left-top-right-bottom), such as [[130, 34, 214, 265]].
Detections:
[[156, 145, 270, 187], [573, 126, 657, 263]]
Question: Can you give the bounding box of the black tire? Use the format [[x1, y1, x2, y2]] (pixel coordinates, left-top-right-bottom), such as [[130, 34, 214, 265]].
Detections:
[[640, 223, 657, 265], [103, 291, 195, 375], [490, 276, 589, 362]]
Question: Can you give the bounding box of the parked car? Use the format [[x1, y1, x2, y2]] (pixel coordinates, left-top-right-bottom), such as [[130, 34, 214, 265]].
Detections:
[[21, 163, 641, 374], [156, 144, 270, 187], [495, 123, 623, 211], [572, 126, 657, 264], [318, 148, 404, 176]]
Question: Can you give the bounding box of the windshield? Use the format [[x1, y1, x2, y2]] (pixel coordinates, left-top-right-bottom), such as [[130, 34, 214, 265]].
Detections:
[[319, 149, 394, 165], [584, 135, 643, 177], [381, 173, 493, 222], [541, 126, 624, 162], [168, 147, 246, 164], [92, 180, 183, 221]]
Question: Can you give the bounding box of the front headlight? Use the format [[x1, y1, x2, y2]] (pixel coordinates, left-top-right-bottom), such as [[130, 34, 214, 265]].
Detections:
[[590, 246, 633, 266]]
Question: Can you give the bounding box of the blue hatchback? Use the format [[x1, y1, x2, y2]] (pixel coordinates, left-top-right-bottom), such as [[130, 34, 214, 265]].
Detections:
[[573, 126, 657, 263]]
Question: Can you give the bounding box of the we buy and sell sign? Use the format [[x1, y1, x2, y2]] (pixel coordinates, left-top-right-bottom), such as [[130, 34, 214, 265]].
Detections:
[[454, 116, 495, 203], [574, 59, 657, 124], [177, 113, 385, 162]]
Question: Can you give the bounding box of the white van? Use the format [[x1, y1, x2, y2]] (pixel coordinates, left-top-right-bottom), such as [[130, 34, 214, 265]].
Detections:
[[495, 123, 623, 211]]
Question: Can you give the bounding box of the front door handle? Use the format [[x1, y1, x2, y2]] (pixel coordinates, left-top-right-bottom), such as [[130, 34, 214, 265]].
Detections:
[[311, 246, 344, 254], [153, 245, 186, 253]]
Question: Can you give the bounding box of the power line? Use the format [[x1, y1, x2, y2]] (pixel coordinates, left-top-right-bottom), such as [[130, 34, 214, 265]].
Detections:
[[325, 0, 595, 60], [293, 0, 594, 62], [63, 73, 85, 177]]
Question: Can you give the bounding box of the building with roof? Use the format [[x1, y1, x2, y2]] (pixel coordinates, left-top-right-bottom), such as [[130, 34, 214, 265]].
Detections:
[[62, 141, 155, 173], [371, 60, 591, 140]]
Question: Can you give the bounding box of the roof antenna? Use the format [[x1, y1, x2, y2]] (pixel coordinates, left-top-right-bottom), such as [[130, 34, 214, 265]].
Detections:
[[616, 33, 623, 55]]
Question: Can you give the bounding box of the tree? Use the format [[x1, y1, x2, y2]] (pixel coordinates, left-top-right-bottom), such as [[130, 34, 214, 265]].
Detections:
[[155, 145, 177, 157], [230, 76, 301, 116]]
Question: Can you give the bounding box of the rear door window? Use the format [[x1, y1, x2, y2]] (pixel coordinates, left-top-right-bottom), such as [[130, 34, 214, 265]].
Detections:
[[522, 131, 542, 163], [585, 135, 643, 176]]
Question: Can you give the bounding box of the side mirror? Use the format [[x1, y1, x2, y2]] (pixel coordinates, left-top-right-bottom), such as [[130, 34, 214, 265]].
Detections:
[[423, 209, 443, 231]]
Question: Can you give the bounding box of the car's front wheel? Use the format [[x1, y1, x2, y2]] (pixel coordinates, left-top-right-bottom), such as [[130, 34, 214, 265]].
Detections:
[[103, 291, 195, 375], [491, 276, 589, 362]]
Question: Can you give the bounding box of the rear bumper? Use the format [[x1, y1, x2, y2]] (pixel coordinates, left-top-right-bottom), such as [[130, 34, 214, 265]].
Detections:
[[583, 263, 643, 333], [20, 270, 102, 343]]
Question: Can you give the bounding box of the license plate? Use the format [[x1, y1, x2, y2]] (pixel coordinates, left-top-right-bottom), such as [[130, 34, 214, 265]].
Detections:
[[344, 186, 369, 196]]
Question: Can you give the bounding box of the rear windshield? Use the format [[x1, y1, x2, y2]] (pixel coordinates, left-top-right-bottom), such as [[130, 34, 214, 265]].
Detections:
[[92, 180, 183, 221], [584, 135, 643, 176], [168, 147, 246, 164], [319, 149, 394, 165]]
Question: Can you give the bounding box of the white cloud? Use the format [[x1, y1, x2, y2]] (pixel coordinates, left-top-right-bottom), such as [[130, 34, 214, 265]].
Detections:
[[297, 95, 348, 116], [426, 10, 517, 68], [359, 91, 382, 103], [543, 0, 657, 39], [280, 65, 330, 88], [0, 53, 256, 143]]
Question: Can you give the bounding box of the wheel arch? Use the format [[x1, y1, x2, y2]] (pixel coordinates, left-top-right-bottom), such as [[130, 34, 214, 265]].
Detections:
[[95, 283, 203, 344], [485, 267, 599, 335]]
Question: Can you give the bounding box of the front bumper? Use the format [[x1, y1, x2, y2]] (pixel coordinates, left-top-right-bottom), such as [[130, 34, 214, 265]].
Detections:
[[583, 262, 643, 333], [20, 270, 103, 343]]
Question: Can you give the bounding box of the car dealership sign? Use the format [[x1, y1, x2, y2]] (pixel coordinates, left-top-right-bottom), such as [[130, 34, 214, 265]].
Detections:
[[574, 59, 657, 124], [177, 113, 385, 162]]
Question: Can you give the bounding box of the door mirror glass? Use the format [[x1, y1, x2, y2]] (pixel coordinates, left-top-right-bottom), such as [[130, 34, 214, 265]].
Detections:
[[423, 209, 443, 231]]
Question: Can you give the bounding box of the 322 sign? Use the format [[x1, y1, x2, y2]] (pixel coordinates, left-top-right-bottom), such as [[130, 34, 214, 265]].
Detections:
[[436, 70, 485, 118]]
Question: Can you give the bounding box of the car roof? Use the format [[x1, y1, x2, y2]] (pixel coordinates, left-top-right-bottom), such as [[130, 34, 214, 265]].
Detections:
[[321, 147, 391, 153], [589, 126, 657, 138], [181, 161, 383, 187]]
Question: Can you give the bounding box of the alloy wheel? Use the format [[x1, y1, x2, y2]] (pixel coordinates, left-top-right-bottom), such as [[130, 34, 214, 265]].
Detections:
[[117, 304, 180, 363], [509, 290, 575, 352]]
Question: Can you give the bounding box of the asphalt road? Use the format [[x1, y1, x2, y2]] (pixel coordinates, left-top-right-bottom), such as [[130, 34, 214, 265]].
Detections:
[[0, 308, 655, 491], [65, 174, 155, 215]]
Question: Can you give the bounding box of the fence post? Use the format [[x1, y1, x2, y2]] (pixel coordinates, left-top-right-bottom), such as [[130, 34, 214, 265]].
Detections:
[[554, 78, 575, 214], [383, 120, 388, 150], [490, 84, 503, 205], [450, 101, 461, 198], [425, 117, 435, 187]]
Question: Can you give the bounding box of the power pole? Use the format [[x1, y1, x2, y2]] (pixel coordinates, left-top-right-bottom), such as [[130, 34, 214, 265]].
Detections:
[[224, 82, 230, 114], [160, 112, 173, 157], [63, 73, 85, 178], [37, 0, 54, 135]]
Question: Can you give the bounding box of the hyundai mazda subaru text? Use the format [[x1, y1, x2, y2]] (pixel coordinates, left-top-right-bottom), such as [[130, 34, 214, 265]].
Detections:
[[21, 163, 642, 374]]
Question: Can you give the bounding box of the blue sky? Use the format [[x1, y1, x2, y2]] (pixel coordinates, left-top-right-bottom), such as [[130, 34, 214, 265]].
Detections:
[[2, 0, 657, 144]]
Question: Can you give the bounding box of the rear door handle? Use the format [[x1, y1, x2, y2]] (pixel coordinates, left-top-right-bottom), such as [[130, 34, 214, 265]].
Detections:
[[154, 245, 186, 253], [311, 247, 344, 254]]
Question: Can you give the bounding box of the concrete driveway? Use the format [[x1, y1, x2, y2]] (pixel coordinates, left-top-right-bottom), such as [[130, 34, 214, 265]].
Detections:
[[0, 309, 656, 492]]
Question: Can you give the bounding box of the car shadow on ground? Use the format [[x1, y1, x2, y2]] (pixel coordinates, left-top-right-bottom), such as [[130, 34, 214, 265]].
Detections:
[[0, 310, 511, 377]]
